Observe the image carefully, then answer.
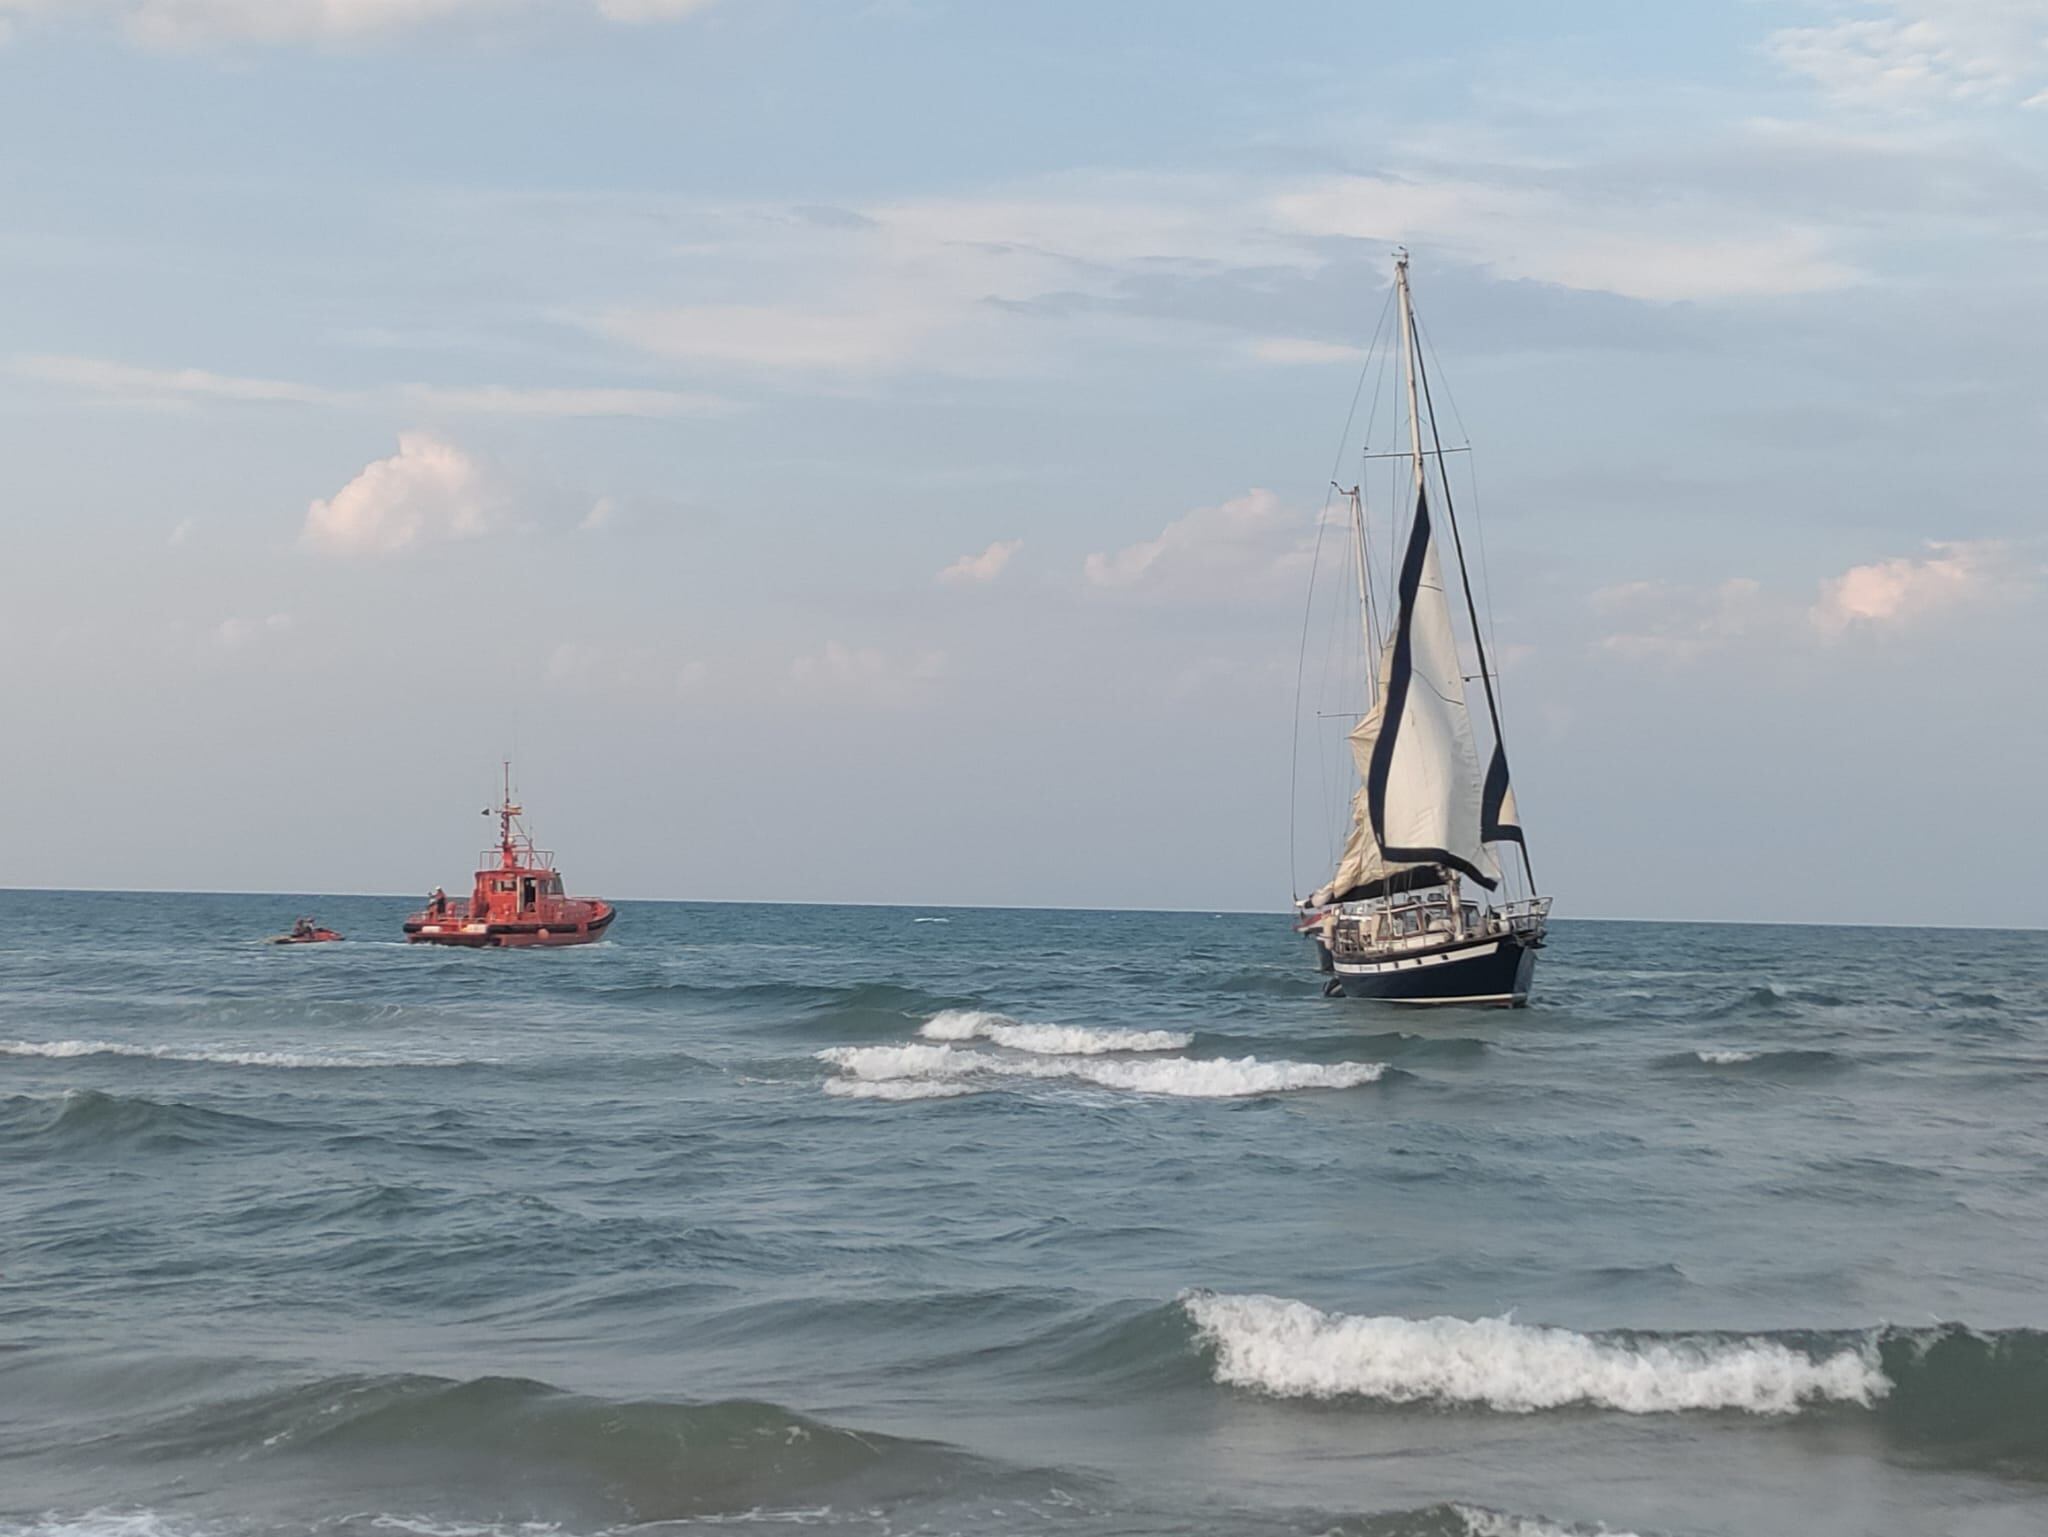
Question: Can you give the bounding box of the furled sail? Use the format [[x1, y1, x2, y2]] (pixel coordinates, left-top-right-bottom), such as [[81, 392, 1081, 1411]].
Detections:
[[1317, 486, 1500, 903]]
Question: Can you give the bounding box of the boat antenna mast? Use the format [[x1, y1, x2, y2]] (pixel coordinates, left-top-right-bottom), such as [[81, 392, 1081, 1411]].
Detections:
[[484, 760, 528, 869]]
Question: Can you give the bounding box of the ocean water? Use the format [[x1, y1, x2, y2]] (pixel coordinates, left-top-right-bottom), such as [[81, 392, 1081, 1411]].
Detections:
[[3, 892, 2047, 1537]]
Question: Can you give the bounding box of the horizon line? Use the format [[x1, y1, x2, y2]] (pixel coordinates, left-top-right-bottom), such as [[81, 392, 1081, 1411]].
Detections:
[[0, 886, 2041, 935]]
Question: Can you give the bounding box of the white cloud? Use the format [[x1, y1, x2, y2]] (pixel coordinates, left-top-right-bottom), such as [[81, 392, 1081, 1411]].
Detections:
[[1271, 176, 1856, 302], [593, 141, 1877, 388], [545, 640, 604, 683], [789, 640, 947, 705], [591, 175, 1316, 379], [937, 538, 1021, 586], [596, 303, 946, 373], [0, 0, 728, 47], [19, 354, 735, 420], [592, 0, 717, 18], [1594, 540, 2028, 660], [396, 382, 734, 419], [302, 431, 496, 556], [168, 518, 195, 546], [1595, 577, 1771, 662], [545, 640, 712, 695], [1810, 539, 2010, 631], [1248, 337, 1367, 366], [20, 354, 332, 405], [1084, 489, 1307, 603], [1768, 1, 2048, 108], [215, 612, 293, 649], [126, 0, 487, 45]]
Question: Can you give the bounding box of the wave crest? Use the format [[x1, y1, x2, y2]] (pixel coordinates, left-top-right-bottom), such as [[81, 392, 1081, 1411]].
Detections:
[[818, 1044, 1382, 1099], [1180, 1292, 1887, 1414], [917, 1009, 1192, 1055]]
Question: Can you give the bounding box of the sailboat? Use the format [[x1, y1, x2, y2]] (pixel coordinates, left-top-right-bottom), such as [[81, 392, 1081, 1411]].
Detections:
[[1296, 252, 1550, 1005]]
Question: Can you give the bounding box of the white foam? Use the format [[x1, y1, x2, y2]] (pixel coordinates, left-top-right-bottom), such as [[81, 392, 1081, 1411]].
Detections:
[[366, 1519, 564, 1537], [818, 1043, 1381, 1099], [822, 1078, 984, 1101], [0, 1515, 214, 1537], [1696, 1048, 1759, 1065], [1060, 1055, 1382, 1096], [1181, 1292, 1888, 1414], [918, 1009, 1192, 1055], [1453, 1509, 1643, 1537], [820, 1043, 980, 1078], [0, 1039, 479, 1069], [0, 1515, 571, 1537]]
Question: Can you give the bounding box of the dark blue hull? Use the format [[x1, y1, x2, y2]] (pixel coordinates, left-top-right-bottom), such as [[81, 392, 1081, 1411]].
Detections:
[[1321, 931, 1538, 1006]]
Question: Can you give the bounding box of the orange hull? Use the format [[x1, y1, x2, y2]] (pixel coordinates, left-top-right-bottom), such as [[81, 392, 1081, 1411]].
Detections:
[[403, 902, 614, 948]]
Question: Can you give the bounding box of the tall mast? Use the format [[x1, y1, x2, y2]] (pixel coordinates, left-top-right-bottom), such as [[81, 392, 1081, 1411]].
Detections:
[[1402, 257, 1539, 893], [1336, 483, 1379, 675], [1395, 249, 1457, 914], [1395, 250, 1426, 498]]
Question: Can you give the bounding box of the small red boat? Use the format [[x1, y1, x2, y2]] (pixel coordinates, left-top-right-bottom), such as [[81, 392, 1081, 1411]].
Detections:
[[403, 766, 616, 948]]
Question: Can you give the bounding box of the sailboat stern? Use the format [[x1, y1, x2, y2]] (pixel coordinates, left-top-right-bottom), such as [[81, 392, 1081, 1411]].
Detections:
[[1327, 926, 1539, 1007]]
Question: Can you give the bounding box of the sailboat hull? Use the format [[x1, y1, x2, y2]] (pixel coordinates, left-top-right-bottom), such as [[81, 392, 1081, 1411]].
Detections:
[[1324, 931, 1538, 1007]]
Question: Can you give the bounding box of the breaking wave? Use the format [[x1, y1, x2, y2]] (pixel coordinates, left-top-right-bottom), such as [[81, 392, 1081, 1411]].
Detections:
[[1438, 1511, 1643, 1537], [917, 1009, 1192, 1055], [0, 1039, 481, 1070], [1180, 1292, 1885, 1413], [818, 1043, 1383, 1099]]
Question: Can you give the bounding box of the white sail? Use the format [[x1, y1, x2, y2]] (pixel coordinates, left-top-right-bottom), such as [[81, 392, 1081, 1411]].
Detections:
[[1312, 662, 1416, 904], [1317, 488, 1499, 901], [1371, 488, 1500, 888]]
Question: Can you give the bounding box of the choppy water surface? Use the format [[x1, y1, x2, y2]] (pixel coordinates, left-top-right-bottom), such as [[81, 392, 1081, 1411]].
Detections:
[[4, 892, 2047, 1537]]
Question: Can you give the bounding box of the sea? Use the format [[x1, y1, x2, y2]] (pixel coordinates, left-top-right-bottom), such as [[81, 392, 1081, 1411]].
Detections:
[[3, 890, 2046, 1537]]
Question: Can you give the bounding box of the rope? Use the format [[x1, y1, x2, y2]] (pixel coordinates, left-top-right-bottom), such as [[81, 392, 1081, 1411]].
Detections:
[[1289, 282, 1396, 901]]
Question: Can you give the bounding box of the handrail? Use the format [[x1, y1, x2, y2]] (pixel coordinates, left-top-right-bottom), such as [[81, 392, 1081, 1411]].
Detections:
[[476, 848, 559, 870]]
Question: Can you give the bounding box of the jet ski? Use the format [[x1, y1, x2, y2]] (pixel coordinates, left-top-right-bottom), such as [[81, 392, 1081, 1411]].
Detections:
[[270, 921, 343, 945]]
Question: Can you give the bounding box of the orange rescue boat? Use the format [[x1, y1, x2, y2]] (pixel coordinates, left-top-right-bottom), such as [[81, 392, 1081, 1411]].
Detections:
[[403, 766, 615, 948]]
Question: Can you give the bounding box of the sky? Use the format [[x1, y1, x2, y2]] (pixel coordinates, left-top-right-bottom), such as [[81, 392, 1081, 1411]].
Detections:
[[0, 0, 2043, 925]]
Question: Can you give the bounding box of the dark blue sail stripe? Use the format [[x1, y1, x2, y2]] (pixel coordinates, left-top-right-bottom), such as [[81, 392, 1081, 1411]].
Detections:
[[1364, 486, 1500, 892]]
